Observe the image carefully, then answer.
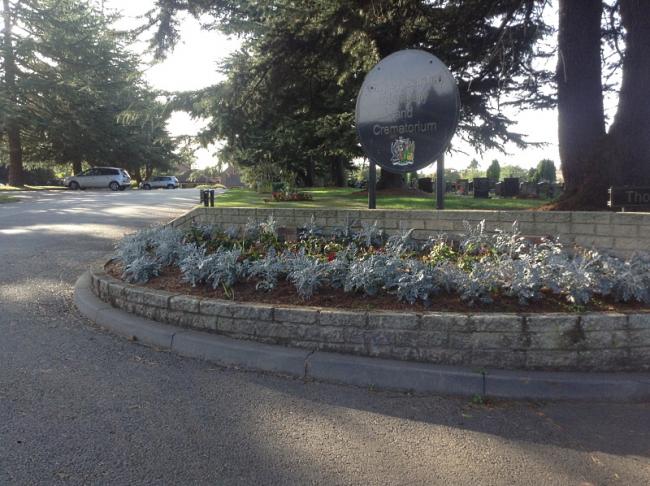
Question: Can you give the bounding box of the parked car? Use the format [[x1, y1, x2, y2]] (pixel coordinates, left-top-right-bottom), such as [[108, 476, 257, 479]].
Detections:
[[64, 167, 131, 191], [139, 176, 179, 190]]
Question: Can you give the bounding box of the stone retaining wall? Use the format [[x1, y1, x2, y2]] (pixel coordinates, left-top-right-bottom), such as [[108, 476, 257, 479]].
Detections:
[[90, 266, 650, 372], [169, 207, 650, 257]]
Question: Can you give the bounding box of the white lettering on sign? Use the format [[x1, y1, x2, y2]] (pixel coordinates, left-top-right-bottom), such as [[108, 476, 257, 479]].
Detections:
[[373, 121, 437, 136], [626, 190, 650, 204]]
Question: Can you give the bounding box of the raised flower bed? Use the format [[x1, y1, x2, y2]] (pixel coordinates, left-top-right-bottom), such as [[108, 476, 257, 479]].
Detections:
[[92, 215, 650, 371]]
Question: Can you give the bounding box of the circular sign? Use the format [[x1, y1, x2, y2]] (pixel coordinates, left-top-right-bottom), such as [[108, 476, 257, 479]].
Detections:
[[355, 49, 460, 174]]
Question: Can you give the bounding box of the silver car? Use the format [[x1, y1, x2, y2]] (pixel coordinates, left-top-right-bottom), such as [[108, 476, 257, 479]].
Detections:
[[140, 176, 179, 190], [65, 167, 131, 191]]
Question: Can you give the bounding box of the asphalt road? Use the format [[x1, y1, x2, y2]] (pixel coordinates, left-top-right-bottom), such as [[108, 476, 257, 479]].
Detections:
[[1, 188, 649, 485]]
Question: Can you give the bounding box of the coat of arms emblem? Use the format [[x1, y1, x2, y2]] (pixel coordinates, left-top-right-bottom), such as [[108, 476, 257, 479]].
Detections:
[[390, 137, 415, 166]]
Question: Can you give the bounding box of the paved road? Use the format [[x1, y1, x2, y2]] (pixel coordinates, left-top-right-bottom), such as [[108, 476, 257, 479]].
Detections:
[[1, 189, 649, 485]]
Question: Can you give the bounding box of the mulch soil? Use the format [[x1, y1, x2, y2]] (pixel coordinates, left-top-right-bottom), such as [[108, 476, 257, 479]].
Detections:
[[105, 260, 649, 314]]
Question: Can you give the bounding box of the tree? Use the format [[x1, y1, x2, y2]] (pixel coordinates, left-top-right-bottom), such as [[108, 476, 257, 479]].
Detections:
[[461, 159, 482, 180], [551, 0, 650, 208], [1, 0, 181, 184], [486, 159, 501, 182], [608, 0, 650, 186], [152, 1, 550, 190], [1, 0, 24, 185], [554, 0, 606, 206], [500, 164, 528, 180], [535, 159, 556, 183]]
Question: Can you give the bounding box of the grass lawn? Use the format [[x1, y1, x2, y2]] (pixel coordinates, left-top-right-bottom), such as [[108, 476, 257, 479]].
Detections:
[[0, 184, 65, 191], [214, 187, 548, 210], [0, 194, 19, 204]]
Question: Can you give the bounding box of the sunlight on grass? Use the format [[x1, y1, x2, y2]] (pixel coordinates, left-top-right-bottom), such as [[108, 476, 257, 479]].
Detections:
[[214, 188, 547, 210]]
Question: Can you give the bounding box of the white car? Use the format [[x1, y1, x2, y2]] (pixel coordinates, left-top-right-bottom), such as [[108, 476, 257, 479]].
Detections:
[[140, 176, 179, 190], [65, 167, 131, 191]]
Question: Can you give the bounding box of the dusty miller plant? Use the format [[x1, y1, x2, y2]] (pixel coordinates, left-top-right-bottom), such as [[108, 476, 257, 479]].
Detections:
[[203, 248, 243, 290], [326, 244, 355, 289], [285, 250, 327, 299], [122, 255, 161, 284], [395, 261, 437, 304], [386, 228, 418, 255], [114, 228, 155, 265], [298, 215, 323, 240], [178, 245, 210, 287], [331, 215, 358, 242], [247, 248, 287, 291], [344, 254, 403, 296], [153, 227, 185, 266], [459, 220, 490, 254], [608, 253, 650, 303], [355, 220, 384, 247]]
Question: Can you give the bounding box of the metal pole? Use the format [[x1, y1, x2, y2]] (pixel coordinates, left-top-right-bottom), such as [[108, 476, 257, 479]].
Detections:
[[368, 160, 377, 209], [436, 153, 445, 210]]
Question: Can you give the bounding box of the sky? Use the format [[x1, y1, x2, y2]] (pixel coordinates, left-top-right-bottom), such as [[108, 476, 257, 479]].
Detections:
[[105, 1, 611, 174]]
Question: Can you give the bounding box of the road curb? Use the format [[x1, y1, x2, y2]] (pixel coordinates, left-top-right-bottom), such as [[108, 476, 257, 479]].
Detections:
[[74, 272, 650, 402]]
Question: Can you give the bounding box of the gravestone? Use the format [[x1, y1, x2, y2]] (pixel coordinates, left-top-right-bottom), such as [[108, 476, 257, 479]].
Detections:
[[418, 177, 434, 193], [502, 177, 520, 197], [520, 181, 537, 198], [473, 177, 490, 198]]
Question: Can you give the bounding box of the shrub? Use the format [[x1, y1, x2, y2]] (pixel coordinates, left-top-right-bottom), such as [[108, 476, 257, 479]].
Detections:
[[271, 191, 313, 202], [247, 248, 286, 291], [114, 217, 650, 308], [122, 255, 161, 284]]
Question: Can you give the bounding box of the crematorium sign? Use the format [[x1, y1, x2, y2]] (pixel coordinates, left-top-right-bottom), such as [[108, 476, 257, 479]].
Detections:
[[355, 49, 460, 174]]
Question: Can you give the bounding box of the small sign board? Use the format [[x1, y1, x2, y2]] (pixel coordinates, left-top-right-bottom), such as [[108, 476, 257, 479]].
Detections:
[[608, 186, 650, 208], [355, 50, 460, 174]]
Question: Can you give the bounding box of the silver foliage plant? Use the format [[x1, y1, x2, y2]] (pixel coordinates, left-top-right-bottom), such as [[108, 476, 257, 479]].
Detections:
[[113, 218, 650, 306], [178, 244, 210, 287], [203, 248, 243, 290], [122, 255, 161, 284], [246, 248, 286, 291], [286, 252, 328, 300]]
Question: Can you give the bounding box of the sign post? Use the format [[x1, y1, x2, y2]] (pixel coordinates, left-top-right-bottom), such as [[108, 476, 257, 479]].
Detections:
[[368, 161, 377, 209], [355, 49, 460, 210], [436, 153, 445, 210]]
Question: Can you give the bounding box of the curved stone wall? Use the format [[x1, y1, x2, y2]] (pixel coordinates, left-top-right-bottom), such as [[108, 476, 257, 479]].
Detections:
[[90, 266, 650, 372], [170, 207, 650, 258]]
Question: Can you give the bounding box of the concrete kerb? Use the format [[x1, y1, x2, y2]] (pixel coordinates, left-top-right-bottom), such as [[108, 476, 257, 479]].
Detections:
[[74, 271, 650, 402]]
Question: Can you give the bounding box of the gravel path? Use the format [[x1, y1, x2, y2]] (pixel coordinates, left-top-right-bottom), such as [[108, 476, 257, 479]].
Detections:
[[1, 189, 649, 485]]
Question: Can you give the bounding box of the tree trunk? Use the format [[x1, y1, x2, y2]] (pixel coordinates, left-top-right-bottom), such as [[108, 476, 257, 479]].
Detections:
[[331, 157, 346, 187], [2, 0, 24, 186], [72, 160, 82, 175], [555, 0, 607, 206], [377, 169, 404, 189], [608, 0, 650, 186], [305, 157, 315, 187]]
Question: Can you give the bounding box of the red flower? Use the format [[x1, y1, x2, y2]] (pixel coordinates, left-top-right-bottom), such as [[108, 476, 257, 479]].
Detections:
[[327, 252, 336, 261]]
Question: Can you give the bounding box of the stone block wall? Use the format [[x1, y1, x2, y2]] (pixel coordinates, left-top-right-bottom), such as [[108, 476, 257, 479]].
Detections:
[[91, 267, 650, 372], [170, 207, 650, 257]]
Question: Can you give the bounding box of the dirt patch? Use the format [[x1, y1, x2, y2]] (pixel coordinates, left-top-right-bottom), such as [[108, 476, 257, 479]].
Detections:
[[105, 260, 649, 314]]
